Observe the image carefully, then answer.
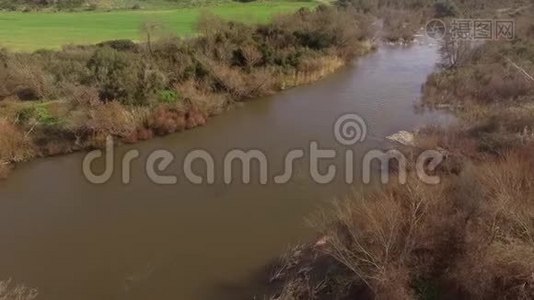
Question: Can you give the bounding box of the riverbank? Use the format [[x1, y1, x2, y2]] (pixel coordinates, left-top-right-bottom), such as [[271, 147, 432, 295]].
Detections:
[[270, 4, 534, 300], [0, 5, 375, 179]]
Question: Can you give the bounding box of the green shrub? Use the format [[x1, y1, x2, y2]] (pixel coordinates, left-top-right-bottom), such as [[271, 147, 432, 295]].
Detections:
[[87, 47, 137, 102], [17, 105, 60, 127], [34, 106, 59, 126], [97, 40, 139, 52], [158, 90, 180, 104], [87, 47, 167, 105]]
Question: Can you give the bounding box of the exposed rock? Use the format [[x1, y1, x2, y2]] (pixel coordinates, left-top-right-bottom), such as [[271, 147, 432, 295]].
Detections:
[[386, 130, 415, 146], [314, 235, 328, 247]]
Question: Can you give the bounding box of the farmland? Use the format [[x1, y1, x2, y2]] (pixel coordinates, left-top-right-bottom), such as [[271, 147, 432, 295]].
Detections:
[[0, 1, 317, 51]]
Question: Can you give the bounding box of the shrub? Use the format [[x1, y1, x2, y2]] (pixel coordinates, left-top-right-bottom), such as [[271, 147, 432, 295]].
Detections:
[[134, 62, 168, 105], [0, 119, 35, 163], [0, 52, 53, 101], [158, 90, 180, 104], [147, 105, 186, 135], [13, 103, 62, 128], [40, 48, 93, 91], [97, 40, 139, 52], [174, 80, 227, 115], [150, 38, 198, 83], [87, 47, 139, 102], [82, 101, 137, 137], [35, 106, 60, 126], [382, 9, 423, 42], [87, 47, 167, 105], [65, 84, 101, 107], [232, 45, 263, 68]]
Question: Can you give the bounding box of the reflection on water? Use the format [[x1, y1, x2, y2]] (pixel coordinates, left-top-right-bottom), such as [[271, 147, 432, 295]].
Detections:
[[0, 43, 454, 300]]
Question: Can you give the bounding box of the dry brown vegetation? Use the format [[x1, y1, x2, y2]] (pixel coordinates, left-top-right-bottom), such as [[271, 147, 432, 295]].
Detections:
[[273, 150, 534, 299], [0, 118, 35, 178], [381, 9, 427, 42]]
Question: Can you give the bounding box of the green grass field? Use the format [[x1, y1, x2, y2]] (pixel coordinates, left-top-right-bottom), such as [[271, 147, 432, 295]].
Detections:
[[0, 1, 317, 51]]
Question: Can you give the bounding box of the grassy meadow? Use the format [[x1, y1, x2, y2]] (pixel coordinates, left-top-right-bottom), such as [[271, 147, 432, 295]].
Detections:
[[0, 1, 317, 51]]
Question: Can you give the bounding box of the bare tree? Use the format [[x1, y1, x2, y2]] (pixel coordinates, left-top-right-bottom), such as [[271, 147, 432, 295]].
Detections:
[[140, 21, 164, 55], [439, 37, 473, 69]]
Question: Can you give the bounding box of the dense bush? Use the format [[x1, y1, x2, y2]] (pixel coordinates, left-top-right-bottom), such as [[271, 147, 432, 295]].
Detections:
[[0, 51, 53, 101], [0, 118, 35, 164], [86, 47, 167, 105]]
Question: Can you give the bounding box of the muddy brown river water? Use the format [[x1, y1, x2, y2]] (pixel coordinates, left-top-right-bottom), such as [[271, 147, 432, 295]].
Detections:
[[0, 42, 454, 299]]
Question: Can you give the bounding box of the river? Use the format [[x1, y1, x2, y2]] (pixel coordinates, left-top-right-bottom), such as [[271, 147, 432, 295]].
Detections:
[[0, 42, 453, 299]]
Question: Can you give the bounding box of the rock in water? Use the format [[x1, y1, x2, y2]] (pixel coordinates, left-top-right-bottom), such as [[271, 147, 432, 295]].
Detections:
[[386, 130, 415, 146]]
